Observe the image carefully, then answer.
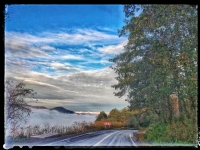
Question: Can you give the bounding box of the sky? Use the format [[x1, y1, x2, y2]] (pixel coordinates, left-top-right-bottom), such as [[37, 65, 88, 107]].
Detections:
[[5, 4, 129, 112]]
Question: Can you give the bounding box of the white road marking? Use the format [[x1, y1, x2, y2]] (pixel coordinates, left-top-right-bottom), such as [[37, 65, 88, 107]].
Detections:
[[93, 131, 119, 146], [129, 133, 137, 146]]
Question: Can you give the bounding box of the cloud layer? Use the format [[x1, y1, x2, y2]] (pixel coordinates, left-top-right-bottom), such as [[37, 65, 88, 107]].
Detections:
[[5, 28, 128, 112], [6, 67, 128, 112], [5, 29, 127, 73], [26, 108, 97, 127]]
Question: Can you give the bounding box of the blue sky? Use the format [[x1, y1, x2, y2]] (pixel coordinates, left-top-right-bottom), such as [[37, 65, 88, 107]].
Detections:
[[5, 4, 129, 112]]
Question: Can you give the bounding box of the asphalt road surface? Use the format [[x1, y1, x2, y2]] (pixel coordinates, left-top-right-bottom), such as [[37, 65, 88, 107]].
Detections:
[[5, 130, 147, 148], [5, 129, 196, 148], [43, 130, 143, 147]]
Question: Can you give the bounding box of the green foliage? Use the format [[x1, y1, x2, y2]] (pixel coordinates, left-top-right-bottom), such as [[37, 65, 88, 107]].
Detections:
[[167, 119, 197, 144], [95, 108, 132, 128], [110, 4, 197, 119], [127, 115, 138, 128], [145, 117, 197, 144], [95, 111, 108, 122], [96, 107, 155, 129], [108, 108, 121, 122], [120, 107, 131, 126], [145, 122, 169, 142], [127, 108, 158, 128], [110, 4, 197, 143]]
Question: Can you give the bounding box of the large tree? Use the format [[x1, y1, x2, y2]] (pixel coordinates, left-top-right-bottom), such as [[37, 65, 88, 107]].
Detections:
[[95, 111, 108, 122], [108, 108, 121, 122], [109, 4, 197, 123]]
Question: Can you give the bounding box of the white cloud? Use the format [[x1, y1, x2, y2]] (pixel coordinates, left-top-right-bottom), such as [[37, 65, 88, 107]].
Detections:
[[41, 45, 55, 50], [5, 37, 48, 58], [96, 26, 118, 33], [5, 29, 126, 62], [5, 29, 125, 46], [14, 77, 62, 90], [100, 59, 112, 65], [98, 40, 127, 54], [5, 58, 33, 72], [61, 54, 83, 60], [50, 62, 80, 71], [51, 62, 68, 68]]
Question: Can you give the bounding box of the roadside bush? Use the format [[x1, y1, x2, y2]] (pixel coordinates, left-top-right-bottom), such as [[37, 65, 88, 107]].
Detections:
[[110, 121, 123, 128], [144, 122, 170, 142], [93, 121, 105, 130], [144, 118, 197, 144], [166, 118, 197, 144]]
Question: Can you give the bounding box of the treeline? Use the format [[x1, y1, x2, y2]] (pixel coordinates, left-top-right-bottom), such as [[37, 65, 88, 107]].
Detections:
[[95, 107, 157, 129], [109, 5, 197, 144]]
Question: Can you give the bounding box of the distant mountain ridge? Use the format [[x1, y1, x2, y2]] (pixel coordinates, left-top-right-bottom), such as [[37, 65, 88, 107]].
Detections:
[[50, 106, 75, 114], [25, 105, 75, 114]]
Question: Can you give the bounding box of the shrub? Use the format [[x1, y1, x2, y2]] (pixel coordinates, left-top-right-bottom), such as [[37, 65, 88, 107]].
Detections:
[[110, 121, 123, 128], [144, 118, 197, 144], [144, 122, 170, 142], [166, 119, 197, 144]]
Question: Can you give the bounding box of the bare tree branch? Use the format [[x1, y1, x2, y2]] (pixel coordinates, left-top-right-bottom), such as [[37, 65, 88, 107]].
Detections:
[[5, 80, 37, 137]]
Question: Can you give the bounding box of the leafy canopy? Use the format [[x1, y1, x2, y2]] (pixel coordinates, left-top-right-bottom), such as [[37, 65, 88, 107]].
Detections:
[[109, 4, 197, 122]]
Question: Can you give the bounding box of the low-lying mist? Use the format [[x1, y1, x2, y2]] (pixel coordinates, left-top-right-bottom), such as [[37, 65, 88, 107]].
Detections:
[[25, 108, 97, 127]]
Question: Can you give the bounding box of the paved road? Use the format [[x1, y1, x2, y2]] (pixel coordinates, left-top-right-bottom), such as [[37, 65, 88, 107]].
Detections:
[[5, 130, 147, 148], [43, 130, 143, 147]]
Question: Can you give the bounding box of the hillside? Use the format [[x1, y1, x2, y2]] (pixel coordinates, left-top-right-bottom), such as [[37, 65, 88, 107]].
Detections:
[[25, 105, 75, 114], [50, 106, 75, 114]]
